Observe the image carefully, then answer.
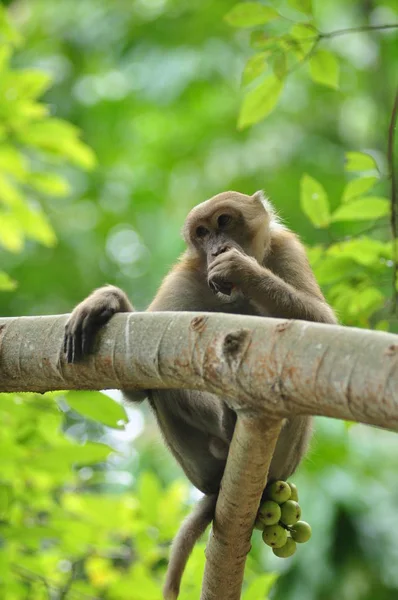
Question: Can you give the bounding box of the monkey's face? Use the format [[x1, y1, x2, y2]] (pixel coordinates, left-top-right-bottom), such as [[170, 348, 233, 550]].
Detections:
[[183, 191, 270, 265]]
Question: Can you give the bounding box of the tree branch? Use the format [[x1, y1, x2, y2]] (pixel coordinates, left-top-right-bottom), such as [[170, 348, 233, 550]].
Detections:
[[1, 312, 398, 599], [201, 416, 283, 600], [0, 313, 397, 429], [319, 23, 398, 39]]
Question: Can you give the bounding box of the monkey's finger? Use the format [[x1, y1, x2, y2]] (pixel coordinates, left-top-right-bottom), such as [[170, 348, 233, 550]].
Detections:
[[66, 333, 74, 364], [63, 328, 68, 355], [81, 307, 116, 357]]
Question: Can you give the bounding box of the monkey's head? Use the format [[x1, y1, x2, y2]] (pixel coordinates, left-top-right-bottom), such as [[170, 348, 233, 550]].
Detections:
[[182, 190, 277, 265]]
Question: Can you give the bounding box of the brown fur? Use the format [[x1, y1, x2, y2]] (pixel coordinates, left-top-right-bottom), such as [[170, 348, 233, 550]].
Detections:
[[63, 191, 336, 600]]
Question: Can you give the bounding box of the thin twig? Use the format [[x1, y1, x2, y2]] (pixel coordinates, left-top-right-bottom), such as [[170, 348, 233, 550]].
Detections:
[[319, 23, 398, 39], [388, 87, 398, 313]]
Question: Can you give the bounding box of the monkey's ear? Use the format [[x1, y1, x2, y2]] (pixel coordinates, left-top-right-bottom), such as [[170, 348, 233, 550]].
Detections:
[[252, 190, 266, 204]]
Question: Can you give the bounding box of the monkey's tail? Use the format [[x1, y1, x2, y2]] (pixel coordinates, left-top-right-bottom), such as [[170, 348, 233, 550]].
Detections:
[[163, 493, 217, 600]]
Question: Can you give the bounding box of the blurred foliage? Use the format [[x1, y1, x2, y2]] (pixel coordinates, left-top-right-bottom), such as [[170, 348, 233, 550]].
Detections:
[[0, 0, 397, 598]]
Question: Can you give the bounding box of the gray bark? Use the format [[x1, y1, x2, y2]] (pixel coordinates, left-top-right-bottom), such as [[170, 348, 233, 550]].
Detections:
[[1, 312, 397, 600]]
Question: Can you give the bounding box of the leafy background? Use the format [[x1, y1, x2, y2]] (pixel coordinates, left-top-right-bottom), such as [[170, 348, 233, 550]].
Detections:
[[0, 0, 397, 599]]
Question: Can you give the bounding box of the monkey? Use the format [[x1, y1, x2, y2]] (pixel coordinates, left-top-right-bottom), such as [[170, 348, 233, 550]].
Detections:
[[63, 190, 337, 600]]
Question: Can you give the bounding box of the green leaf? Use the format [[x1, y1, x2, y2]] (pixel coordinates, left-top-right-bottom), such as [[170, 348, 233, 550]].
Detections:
[[0, 6, 22, 46], [288, 23, 317, 57], [14, 204, 57, 247], [66, 391, 128, 429], [288, 0, 312, 15], [238, 75, 283, 129], [327, 239, 388, 266], [300, 174, 330, 227], [375, 320, 390, 331], [342, 176, 378, 202], [0, 213, 23, 252], [348, 287, 384, 319], [273, 50, 286, 80], [137, 472, 161, 523], [242, 52, 268, 86], [10, 69, 52, 99], [18, 118, 96, 170], [0, 145, 27, 180], [28, 172, 71, 197], [29, 441, 113, 472], [224, 3, 279, 28], [331, 197, 390, 222], [345, 151, 378, 172], [0, 173, 24, 207], [314, 256, 359, 285], [0, 271, 17, 291], [243, 574, 278, 600], [309, 49, 339, 89], [0, 483, 12, 518]]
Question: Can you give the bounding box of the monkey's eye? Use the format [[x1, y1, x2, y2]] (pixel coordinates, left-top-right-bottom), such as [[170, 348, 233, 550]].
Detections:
[[217, 214, 231, 228], [196, 226, 209, 238]]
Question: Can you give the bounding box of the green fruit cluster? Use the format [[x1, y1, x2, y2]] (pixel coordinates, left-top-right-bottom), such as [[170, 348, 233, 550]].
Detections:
[[255, 481, 312, 558]]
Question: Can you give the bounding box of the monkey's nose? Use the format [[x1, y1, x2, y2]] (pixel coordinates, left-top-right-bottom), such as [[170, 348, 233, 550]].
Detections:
[[212, 245, 229, 257]]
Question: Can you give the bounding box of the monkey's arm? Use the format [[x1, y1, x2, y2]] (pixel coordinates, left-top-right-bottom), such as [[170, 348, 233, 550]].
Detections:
[[208, 231, 336, 324], [148, 257, 217, 312]]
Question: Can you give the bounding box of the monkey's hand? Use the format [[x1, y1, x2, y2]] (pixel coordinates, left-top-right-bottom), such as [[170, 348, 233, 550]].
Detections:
[[207, 248, 260, 296], [64, 285, 133, 363]]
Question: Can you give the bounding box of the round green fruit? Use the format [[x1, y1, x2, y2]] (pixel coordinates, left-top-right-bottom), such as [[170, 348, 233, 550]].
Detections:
[[290, 521, 312, 543], [262, 524, 288, 548], [288, 482, 298, 502], [266, 480, 291, 504], [280, 500, 301, 526], [253, 518, 264, 531], [258, 500, 281, 526], [272, 537, 297, 558]]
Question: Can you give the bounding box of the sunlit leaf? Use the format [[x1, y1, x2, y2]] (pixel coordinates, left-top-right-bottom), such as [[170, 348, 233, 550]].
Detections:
[[0, 483, 12, 518], [243, 573, 278, 600], [14, 204, 57, 247], [348, 287, 385, 318], [0, 145, 27, 180], [0, 45, 11, 71], [4, 70, 52, 100], [66, 391, 128, 429], [137, 472, 161, 523], [331, 197, 390, 222], [314, 256, 359, 285], [273, 50, 286, 79], [342, 176, 378, 202], [0, 271, 17, 291], [86, 556, 118, 588], [242, 52, 268, 86], [18, 118, 96, 170], [250, 31, 273, 49], [309, 49, 339, 89], [345, 151, 378, 172], [289, 23, 317, 56], [225, 3, 279, 28], [0, 6, 22, 45], [29, 441, 112, 471], [327, 238, 389, 266], [0, 212, 24, 252], [288, 0, 312, 15], [28, 172, 71, 197], [375, 320, 390, 331], [0, 173, 24, 207], [300, 173, 330, 227], [238, 75, 283, 129]]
